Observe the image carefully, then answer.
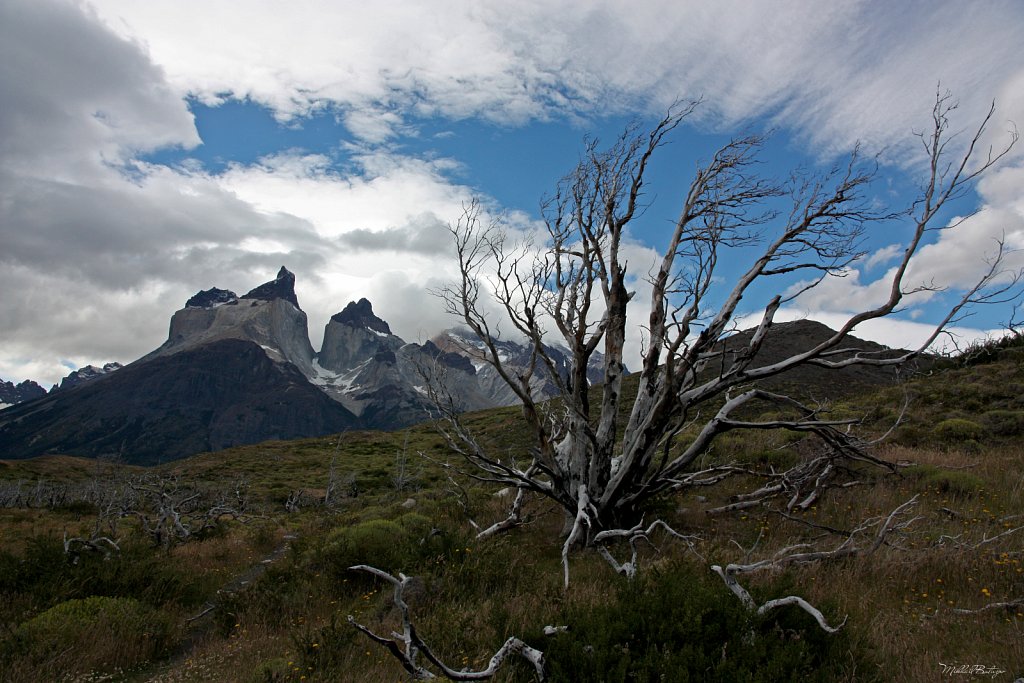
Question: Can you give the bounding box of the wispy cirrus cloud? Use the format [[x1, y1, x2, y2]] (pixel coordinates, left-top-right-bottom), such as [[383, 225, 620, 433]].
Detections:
[[88, 0, 1024, 157]]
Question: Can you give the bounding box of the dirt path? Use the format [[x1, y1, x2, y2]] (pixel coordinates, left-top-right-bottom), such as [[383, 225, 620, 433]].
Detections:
[[135, 533, 298, 682]]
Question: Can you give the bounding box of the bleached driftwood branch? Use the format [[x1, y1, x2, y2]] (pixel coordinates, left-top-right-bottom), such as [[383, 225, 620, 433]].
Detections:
[[711, 496, 919, 632], [951, 597, 1024, 615], [62, 531, 121, 563], [592, 519, 702, 579], [348, 565, 547, 681], [475, 486, 529, 540]]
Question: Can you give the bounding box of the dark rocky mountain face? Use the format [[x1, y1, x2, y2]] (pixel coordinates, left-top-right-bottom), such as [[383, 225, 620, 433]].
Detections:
[[2, 363, 124, 410], [312, 300, 491, 430], [0, 339, 359, 464], [331, 298, 391, 335], [240, 266, 299, 308], [0, 267, 328, 463], [186, 287, 238, 309], [0, 379, 47, 408], [317, 299, 403, 374], [147, 267, 315, 377]]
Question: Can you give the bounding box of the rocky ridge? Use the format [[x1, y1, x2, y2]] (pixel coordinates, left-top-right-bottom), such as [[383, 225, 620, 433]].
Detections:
[[0, 267, 906, 463], [0, 378, 47, 409], [52, 362, 124, 392], [0, 267, 509, 460]]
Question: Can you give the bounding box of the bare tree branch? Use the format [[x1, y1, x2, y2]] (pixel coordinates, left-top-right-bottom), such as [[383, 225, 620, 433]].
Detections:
[[348, 565, 547, 680], [711, 497, 918, 631]]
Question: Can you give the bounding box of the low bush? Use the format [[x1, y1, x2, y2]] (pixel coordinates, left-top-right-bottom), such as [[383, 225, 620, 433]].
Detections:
[[541, 562, 868, 682], [0, 535, 211, 623], [319, 512, 445, 581], [932, 418, 985, 442], [2, 595, 176, 678], [903, 464, 985, 496], [323, 518, 413, 575], [892, 423, 928, 447], [980, 409, 1024, 436]]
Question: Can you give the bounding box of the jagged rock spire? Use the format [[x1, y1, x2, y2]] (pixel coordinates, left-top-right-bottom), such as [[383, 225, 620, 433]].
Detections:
[[241, 266, 300, 308], [331, 298, 391, 335]]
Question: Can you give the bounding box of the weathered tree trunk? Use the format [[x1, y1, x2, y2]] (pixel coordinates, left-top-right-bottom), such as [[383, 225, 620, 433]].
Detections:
[[432, 91, 1019, 558]]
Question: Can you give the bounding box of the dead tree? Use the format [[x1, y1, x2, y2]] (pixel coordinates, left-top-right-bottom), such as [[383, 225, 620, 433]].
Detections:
[[392, 434, 423, 492], [63, 531, 121, 564], [127, 474, 249, 548], [430, 93, 1015, 544], [429, 91, 1020, 591]]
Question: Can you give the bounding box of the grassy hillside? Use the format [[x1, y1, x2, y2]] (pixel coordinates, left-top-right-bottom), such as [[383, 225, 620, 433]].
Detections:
[[1, 339, 1022, 681]]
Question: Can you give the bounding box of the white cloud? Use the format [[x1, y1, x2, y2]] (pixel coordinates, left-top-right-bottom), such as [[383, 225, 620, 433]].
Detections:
[[342, 108, 406, 145], [0, 0, 198, 172], [787, 159, 1024, 321], [863, 244, 902, 271], [86, 0, 1023, 159], [4, 0, 1024, 388], [215, 150, 469, 240]]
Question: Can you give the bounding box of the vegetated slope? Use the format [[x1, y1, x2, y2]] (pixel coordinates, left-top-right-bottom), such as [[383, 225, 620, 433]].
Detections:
[[0, 339, 359, 465], [1, 336, 1021, 682], [716, 319, 914, 398], [860, 334, 1024, 447]]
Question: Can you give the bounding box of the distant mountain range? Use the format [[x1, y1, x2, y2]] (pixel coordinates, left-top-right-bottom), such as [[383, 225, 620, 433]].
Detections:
[[0, 378, 47, 409], [0, 267, 908, 464], [0, 267, 611, 463], [0, 363, 124, 409]]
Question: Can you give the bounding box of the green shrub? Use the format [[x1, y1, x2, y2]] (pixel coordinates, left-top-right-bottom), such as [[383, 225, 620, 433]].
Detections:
[[541, 563, 867, 682], [931, 470, 985, 495], [4, 596, 175, 677], [892, 423, 927, 447], [253, 657, 292, 682], [932, 418, 985, 442], [323, 518, 416, 575], [395, 511, 433, 537], [903, 465, 985, 496], [0, 535, 210, 619], [980, 409, 1024, 436], [862, 404, 896, 423]]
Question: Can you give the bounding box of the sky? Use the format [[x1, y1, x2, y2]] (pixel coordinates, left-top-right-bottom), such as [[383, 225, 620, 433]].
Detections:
[[2, 0, 1024, 387]]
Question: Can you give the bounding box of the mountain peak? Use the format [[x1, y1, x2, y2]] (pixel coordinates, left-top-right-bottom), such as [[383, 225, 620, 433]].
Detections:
[[52, 362, 123, 392], [186, 287, 238, 309], [241, 266, 299, 308], [331, 298, 391, 335], [0, 378, 47, 407]]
